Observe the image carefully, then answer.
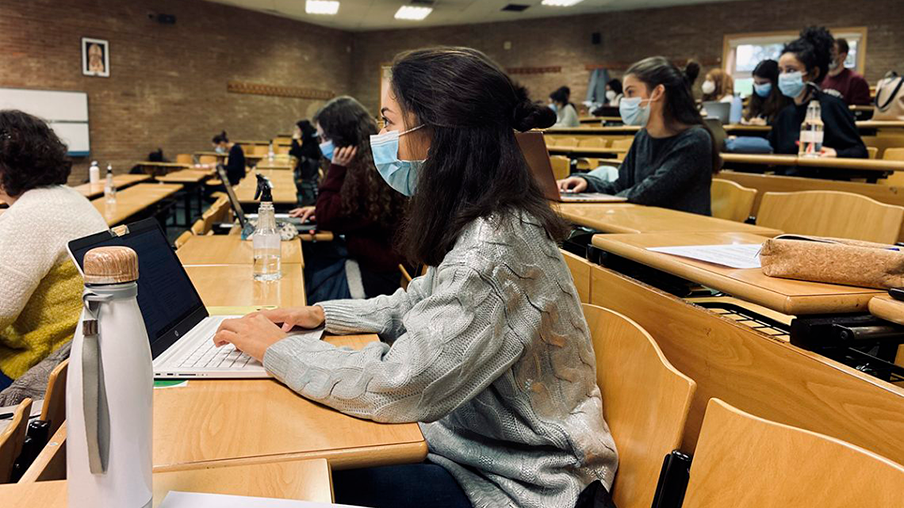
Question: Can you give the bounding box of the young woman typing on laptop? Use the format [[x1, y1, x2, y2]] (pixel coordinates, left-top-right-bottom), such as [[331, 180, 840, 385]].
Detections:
[[557, 57, 721, 215], [213, 47, 618, 508]]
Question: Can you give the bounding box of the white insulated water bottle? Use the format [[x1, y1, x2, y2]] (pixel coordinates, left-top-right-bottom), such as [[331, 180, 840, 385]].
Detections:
[[67, 246, 153, 508]]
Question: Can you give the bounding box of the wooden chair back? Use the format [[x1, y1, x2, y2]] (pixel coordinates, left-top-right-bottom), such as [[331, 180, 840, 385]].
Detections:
[[550, 155, 571, 181], [275, 144, 290, 155], [18, 423, 66, 483], [683, 398, 904, 507], [884, 148, 904, 161], [544, 136, 559, 147], [867, 146, 879, 159], [756, 190, 904, 243], [190, 219, 206, 236], [0, 398, 33, 483], [577, 137, 608, 148], [583, 304, 696, 508], [39, 360, 68, 438], [399, 264, 413, 290], [175, 154, 193, 165], [174, 231, 193, 249], [555, 136, 579, 147], [198, 155, 217, 165], [711, 178, 757, 222], [610, 138, 633, 151], [879, 149, 904, 186]]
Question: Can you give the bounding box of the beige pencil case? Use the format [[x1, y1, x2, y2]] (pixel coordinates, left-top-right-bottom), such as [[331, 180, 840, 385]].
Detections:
[[759, 234, 904, 289]]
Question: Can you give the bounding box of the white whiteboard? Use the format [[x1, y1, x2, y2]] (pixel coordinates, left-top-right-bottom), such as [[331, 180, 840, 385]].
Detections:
[[0, 87, 90, 155]]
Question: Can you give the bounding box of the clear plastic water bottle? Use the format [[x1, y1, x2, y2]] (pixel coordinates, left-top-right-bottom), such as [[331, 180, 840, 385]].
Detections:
[[104, 164, 117, 204], [89, 161, 101, 184], [268, 142, 275, 162], [798, 100, 824, 158], [252, 176, 281, 281]]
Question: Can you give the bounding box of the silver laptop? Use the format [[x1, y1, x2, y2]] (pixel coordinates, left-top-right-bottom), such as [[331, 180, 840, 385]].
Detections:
[[217, 164, 316, 233], [702, 101, 731, 125], [67, 218, 322, 379], [516, 131, 627, 203]]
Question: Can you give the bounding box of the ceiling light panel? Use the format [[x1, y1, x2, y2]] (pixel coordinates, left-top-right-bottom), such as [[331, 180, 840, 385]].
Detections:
[[305, 0, 339, 15], [395, 5, 433, 20]]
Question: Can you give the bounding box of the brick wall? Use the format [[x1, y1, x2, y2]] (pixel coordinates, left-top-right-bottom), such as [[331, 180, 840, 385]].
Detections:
[[351, 0, 904, 113], [0, 0, 353, 183]]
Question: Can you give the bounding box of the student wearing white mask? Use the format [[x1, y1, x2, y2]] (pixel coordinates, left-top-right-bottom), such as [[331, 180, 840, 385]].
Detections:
[[557, 57, 720, 215], [212, 47, 618, 508], [701, 68, 734, 103], [605, 78, 623, 106], [768, 27, 867, 160]]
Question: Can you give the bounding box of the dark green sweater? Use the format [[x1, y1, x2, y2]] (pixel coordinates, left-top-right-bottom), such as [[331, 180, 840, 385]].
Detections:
[[581, 126, 714, 215]]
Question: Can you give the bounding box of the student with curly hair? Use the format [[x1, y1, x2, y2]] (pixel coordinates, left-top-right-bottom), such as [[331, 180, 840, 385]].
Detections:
[[289, 96, 408, 303], [0, 110, 107, 393], [770, 26, 867, 160]]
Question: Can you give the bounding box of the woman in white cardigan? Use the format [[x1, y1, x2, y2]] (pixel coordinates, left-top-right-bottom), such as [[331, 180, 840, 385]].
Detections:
[[213, 48, 618, 508]]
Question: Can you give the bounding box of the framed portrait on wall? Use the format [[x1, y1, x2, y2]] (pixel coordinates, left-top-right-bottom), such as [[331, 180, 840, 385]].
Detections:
[[81, 37, 109, 77]]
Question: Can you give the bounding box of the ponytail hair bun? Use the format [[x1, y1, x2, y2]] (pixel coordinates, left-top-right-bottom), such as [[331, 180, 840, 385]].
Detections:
[[684, 60, 701, 87], [211, 130, 229, 144], [513, 85, 555, 132]]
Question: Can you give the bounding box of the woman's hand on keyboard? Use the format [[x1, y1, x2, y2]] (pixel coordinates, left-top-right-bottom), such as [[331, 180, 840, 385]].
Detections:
[[213, 314, 287, 362], [258, 306, 326, 332]]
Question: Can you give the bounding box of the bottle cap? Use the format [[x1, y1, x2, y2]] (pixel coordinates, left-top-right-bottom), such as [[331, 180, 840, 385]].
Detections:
[[83, 246, 139, 284]]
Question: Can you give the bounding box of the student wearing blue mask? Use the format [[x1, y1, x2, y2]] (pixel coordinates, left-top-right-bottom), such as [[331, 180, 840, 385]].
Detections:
[[769, 27, 867, 160], [288, 96, 407, 303], [743, 59, 791, 125], [557, 57, 720, 215], [212, 47, 618, 508]]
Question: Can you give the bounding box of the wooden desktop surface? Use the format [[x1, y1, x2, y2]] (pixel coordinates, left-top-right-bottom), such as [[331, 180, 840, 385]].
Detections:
[[256, 159, 295, 170], [722, 153, 904, 172], [155, 169, 213, 184], [557, 203, 783, 236], [194, 151, 228, 158], [547, 146, 627, 156], [178, 235, 304, 265], [184, 264, 307, 308], [73, 174, 152, 199], [591, 231, 883, 315], [153, 334, 427, 472], [91, 183, 183, 226], [545, 124, 772, 135], [4, 457, 333, 506], [233, 170, 298, 205]]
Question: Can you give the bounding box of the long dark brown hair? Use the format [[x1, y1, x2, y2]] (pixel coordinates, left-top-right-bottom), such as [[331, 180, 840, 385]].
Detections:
[[313, 96, 406, 230], [389, 47, 567, 267], [745, 59, 791, 124], [625, 56, 722, 174]]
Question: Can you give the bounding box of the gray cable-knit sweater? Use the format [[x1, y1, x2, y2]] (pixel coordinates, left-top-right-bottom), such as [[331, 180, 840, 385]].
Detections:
[[264, 211, 618, 508]]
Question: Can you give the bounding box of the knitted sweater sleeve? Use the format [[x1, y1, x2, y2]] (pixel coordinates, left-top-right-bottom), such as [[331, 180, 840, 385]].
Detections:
[[263, 263, 525, 423], [0, 206, 60, 330]]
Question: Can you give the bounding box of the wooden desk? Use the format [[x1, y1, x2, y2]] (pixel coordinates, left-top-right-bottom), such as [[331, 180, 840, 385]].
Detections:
[[587, 263, 904, 465], [722, 153, 904, 173], [5, 457, 333, 506], [153, 335, 427, 472], [545, 124, 771, 137], [155, 169, 212, 184], [547, 145, 626, 157], [557, 203, 783, 236], [195, 151, 228, 159], [92, 183, 183, 226], [185, 264, 307, 308], [134, 161, 192, 177], [234, 170, 298, 206], [73, 174, 151, 199], [592, 231, 882, 314], [178, 235, 303, 265], [256, 159, 295, 170]]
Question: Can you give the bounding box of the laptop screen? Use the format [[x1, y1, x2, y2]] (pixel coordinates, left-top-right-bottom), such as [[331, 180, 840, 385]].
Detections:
[[217, 164, 247, 228], [68, 218, 207, 358]]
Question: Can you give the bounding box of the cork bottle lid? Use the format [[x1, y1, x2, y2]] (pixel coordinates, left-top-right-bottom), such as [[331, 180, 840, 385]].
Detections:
[[83, 246, 139, 284]]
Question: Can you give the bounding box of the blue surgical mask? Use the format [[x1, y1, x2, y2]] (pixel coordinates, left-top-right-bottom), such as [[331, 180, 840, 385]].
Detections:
[[619, 97, 651, 127], [778, 71, 805, 98], [369, 125, 425, 197], [319, 140, 334, 161], [214, 145, 225, 154], [548, 103, 558, 113], [753, 82, 773, 98]]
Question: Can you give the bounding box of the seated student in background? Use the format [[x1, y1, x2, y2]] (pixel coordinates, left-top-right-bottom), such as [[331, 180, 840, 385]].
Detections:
[[550, 87, 580, 127], [701, 68, 734, 103], [215, 47, 618, 508], [743, 59, 791, 125], [606, 78, 623, 106], [558, 57, 720, 215], [769, 27, 868, 159], [288, 97, 407, 304], [821, 38, 871, 106], [211, 131, 246, 185], [0, 110, 108, 397], [289, 119, 321, 206]]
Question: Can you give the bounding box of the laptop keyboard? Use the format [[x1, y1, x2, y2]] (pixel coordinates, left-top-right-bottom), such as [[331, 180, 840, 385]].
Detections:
[[176, 318, 259, 369]]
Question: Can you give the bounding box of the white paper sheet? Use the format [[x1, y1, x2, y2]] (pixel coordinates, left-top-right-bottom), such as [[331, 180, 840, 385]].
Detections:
[[158, 491, 365, 508], [647, 244, 763, 269]]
